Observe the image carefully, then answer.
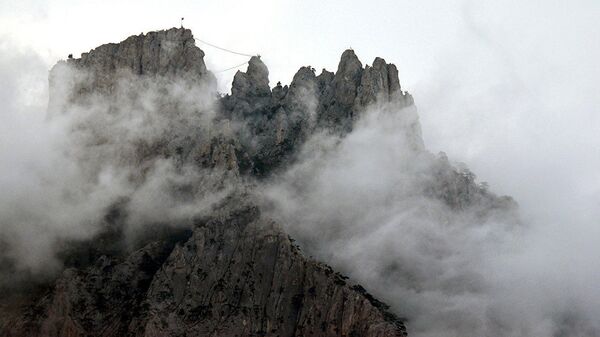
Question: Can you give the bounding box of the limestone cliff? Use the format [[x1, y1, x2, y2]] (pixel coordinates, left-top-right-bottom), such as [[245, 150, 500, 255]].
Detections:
[[0, 27, 516, 337], [1, 28, 410, 337], [0, 198, 407, 337]]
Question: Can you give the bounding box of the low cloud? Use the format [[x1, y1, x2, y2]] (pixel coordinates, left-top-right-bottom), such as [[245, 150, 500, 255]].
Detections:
[[0, 40, 229, 283], [261, 97, 600, 337], [2, 25, 600, 337]]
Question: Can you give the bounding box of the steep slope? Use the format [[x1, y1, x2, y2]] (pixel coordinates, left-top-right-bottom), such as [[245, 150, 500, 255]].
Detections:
[[0, 28, 409, 337], [1, 199, 406, 337], [0, 26, 517, 337], [221, 50, 419, 176], [48, 28, 214, 114]]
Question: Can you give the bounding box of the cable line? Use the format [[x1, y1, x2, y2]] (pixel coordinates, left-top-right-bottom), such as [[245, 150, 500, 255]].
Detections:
[[195, 38, 255, 57], [215, 61, 249, 73]]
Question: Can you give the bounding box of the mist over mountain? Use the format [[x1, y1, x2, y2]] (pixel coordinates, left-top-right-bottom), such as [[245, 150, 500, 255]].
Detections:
[[0, 27, 598, 337]]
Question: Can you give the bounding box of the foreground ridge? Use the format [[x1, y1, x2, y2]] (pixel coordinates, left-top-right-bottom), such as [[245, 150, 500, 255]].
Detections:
[[1, 198, 408, 336]]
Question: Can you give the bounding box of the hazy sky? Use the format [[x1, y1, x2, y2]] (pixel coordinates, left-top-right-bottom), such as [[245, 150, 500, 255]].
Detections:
[[1, 1, 600, 335], [3, 0, 600, 271], [2, 0, 598, 203], [3, 0, 599, 273]]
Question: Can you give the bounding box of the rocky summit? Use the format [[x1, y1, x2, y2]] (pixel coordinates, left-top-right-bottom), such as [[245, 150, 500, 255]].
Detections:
[[0, 27, 515, 337]]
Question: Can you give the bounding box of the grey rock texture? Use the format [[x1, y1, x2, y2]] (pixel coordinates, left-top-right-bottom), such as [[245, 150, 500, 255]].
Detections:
[[50, 28, 421, 178], [0, 200, 407, 337], [231, 56, 271, 100], [49, 27, 214, 112], [48, 28, 239, 176], [1, 28, 411, 337], [315, 50, 413, 133], [222, 49, 418, 176], [143, 201, 406, 337], [0, 27, 516, 337]]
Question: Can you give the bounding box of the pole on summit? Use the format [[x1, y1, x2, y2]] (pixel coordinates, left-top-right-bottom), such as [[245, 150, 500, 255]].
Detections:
[[181, 17, 184, 28]]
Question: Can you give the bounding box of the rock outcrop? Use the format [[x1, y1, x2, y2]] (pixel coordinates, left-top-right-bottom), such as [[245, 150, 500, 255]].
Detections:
[[222, 49, 417, 176], [0, 27, 517, 337], [49, 28, 214, 113], [1, 28, 410, 337], [1, 199, 407, 337], [48, 28, 420, 178]]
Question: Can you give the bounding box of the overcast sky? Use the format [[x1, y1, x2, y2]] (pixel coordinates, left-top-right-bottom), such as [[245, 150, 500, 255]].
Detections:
[[2, 0, 599, 296], [2, 0, 598, 196], [2, 1, 600, 335]]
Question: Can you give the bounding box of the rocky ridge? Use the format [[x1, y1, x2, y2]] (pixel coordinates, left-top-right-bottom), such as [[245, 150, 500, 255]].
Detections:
[[0, 27, 516, 337], [1, 198, 408, 337], [0, 27, 417, 337]]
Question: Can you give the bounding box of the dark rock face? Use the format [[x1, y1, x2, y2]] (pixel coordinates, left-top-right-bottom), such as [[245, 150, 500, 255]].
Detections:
[[49, 28, 215, 114], [0, 28, 411, 337], [231, 56, 271, 99], [143, 202, 406, 336], [315, 50, 413, 133], [0, 27, 517, 337], [222, 49, 417, 176], [48, 28, 419, 178], [0, 201, 407, 337]]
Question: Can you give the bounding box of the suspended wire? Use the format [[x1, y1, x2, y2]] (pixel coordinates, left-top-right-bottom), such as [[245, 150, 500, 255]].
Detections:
[[214, 61, 249, 73], [195, 38, 255, 57], [194, 38, 256, 73]]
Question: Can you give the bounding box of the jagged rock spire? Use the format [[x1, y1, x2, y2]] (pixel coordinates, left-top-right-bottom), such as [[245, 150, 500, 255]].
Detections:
[[314, 49, 412, 132], [356, 56, 404, 106], [231, 56, 270, 98], [48, 27, 215, 114], [2, 29, 425, 337], [333, 49, 364, 108]]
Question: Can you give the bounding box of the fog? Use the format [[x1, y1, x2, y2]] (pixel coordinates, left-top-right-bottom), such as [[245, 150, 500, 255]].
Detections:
[[261, 98, 600, 336], [1, 1, 600, 336], [0, 41, 230, 281]]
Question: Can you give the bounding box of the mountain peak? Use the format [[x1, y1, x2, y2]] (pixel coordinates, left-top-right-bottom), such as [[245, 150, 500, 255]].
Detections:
[[231, 55, 270, 98], [48, 27, 215, 114], [338, 49, 362, 69], [9, 28, 416, 336]]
